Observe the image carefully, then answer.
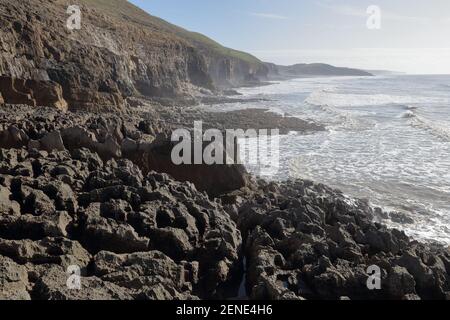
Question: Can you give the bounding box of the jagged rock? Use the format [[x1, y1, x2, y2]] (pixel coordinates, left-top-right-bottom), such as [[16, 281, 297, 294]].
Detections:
[[0, 125, 29, 148], [147, 227, 193, 261], [95, 135, 122, 159], [0, 238, 91, 270], [0, 185, 21, 215], [395, 250, 447, 298], [93, 251, 199, 299], [0, 255, 31, 300], [33, 265, 133, 300], [0, 76, 36, 106], [60, 126, 97, 151], [0, 77, 67, 111], [24, 79, 68, 111], [23, 188, 56, 216], [385, 266, 417, 299], [78, 203, 149, 254], [238, 179, 450, 300], [40, 131, 66, 152], [0, 104, 448, 301], [40, 180, 78, 214], [0, 211, 72, 240], [71, 148, 103, 172]]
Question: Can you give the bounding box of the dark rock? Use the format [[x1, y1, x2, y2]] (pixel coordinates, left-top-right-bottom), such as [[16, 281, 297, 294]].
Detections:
[[0, 237, 91, 270], [94, 251, 198, 299], [33, 265, 133, 300], [78, 203, 149, 254], [385, 266, 417, 299], [40, 131, 66, 152], [0, 255, 31, 300]]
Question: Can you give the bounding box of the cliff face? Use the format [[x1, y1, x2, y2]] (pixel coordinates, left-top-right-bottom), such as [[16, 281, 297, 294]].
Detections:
[[179, 33, 268, 88], [206, 54, 268, 88], [0, 0, 268, 111]]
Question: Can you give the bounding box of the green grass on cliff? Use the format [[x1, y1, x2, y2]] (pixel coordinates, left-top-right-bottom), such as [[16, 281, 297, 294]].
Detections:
[[80, 0, 263, 67]]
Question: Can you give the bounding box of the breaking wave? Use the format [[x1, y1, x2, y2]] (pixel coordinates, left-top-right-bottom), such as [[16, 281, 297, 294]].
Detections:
[[304, 89, 376, 130], [403, 110, 450, 142], [305, 88, 449, 108]]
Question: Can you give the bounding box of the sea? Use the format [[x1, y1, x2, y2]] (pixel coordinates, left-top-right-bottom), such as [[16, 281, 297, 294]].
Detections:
[[206, 75, 450, 245]]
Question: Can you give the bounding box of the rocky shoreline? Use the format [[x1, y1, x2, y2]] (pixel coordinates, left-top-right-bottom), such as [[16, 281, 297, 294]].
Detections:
[[0, 101, 449, 300]]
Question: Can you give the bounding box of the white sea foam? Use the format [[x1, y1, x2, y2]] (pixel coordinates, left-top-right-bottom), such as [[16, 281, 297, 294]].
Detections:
[[220, 75, 450, 244], [305, 89, 449, 108], [403, 110, 450, 142]]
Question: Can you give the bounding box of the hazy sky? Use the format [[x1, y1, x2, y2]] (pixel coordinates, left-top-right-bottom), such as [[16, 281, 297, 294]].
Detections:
[[129, 0, 450, 74]]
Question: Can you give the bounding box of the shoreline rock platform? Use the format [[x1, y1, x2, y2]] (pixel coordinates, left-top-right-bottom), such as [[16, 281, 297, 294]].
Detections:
[[0, 102, 448, 300]]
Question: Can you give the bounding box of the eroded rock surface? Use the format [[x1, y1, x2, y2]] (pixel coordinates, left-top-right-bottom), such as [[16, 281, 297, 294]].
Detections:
[[0, 104, 449, 301], [236, 180, 450, 300], [0, 122, 241, 299]]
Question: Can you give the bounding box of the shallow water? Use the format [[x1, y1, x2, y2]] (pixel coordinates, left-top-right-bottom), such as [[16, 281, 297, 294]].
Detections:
[[208, 75, 450, 244]]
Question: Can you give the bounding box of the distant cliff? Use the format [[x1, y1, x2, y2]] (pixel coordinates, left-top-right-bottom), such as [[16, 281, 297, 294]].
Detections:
[[265, 62, 373, 79], [0, 0, 268, 111]]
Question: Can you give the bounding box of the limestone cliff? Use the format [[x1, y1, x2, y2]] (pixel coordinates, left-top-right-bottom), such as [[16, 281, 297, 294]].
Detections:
[[0, 0, 268, 111]]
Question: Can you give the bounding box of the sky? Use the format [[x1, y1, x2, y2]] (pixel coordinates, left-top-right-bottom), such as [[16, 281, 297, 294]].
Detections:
[[129, 0, 450, 74]]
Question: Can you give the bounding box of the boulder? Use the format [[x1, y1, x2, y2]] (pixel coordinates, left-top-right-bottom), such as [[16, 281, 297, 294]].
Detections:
[[25, 79, 68, 111], [133, 139, 252, 197], [385, 266, 417, 299], [40, 131, 66, 152], [0, 125, 29, 148]]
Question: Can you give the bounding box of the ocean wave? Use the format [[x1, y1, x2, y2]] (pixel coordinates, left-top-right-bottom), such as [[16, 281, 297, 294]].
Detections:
[[304, 88, 376, 130], [397, 104, 418, 111], [401, 110, 416, 118], [404, 110, 450, 142], [305, 89, 448, 108]]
